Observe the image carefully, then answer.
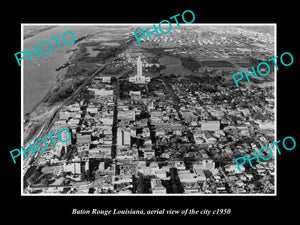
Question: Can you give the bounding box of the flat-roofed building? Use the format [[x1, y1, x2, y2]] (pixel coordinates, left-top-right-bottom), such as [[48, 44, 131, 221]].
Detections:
[[63, 162, 81, 174], [87, 107, 98, 114], [151, 178, 166, 194], [118, 110, 135, 121], [77, 134, 91, 144], [178, 171, 198, 183], [93, 89, 114, 97], [201, 121, 220, 131], [194, 169, 206, 182], [102, 76, 111, 83]]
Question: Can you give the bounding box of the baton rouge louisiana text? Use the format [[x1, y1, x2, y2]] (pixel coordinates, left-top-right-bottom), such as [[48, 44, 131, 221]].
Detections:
[[72, 208, 229, 216]]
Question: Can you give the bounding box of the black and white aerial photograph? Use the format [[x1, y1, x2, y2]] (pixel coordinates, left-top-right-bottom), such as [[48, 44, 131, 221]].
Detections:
[[4, 2, 300, 222], [22, 24, 276, 195]]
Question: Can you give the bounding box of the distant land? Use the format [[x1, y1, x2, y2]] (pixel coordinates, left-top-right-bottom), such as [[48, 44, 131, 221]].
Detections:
[[235, 26, 275, 35]]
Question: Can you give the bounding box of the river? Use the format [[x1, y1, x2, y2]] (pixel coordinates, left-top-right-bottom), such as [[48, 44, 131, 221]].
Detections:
[[23, 26, 100, 116]]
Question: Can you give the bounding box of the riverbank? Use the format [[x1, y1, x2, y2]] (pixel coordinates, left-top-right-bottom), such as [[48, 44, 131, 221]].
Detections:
[[23, 26, 103, 114], [23, 63, 69, 143], [23, 28, 135, 146], [24, 26, 57, 40], [24, 42, 96, 145]]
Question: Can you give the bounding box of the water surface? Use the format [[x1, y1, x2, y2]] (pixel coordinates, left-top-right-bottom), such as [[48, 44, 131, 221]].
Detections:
[[23, 26, 100, 115]]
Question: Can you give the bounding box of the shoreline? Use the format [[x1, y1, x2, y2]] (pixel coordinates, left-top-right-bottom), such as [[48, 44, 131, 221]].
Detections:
[[23, 31, 88, 144], [23, 67, 67, 142], [24, 46, 79, 118], [24, 26, 57, 40], [23, 49, 75, 145], [23, 33, 134, 146], [24, 67, 66, 118]]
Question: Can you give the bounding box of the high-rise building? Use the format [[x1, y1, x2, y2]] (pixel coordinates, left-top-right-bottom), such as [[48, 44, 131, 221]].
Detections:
[[117, 128, 123, 146], [117, 127, 131, 146], [137, 56, 142, 77], [123, 128, 131, 145], [129, 56, 151, 84], [201, 121, 220, 131]]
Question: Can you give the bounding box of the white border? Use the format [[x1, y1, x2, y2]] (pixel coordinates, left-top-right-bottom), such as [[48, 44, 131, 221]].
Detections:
[[21, 24, 24, 193], [21, 23, 277, 196]]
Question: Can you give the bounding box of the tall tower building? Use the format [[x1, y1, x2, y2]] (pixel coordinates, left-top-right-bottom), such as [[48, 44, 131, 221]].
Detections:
[[137, 56, 142, 77], [117, 127, 131, 146], [117, 128, 123, 146], [129, 56, 151, 84], [123, 128, 131, 145]]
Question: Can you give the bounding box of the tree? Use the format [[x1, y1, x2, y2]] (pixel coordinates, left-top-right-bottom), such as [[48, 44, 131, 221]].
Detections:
[[60, 146, 66, 158], [62, 178, 70, 186], [213, 154, 225, 167], [85, 170, 92, 181], [136, 173, 145, 193], [232, 149, 241, 158], [81, 172, 86, 181], [27, 170, 42, 185], [203, 170, 213, 179], [41, 178, 49, 186], [170, 168, 184, 193]]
